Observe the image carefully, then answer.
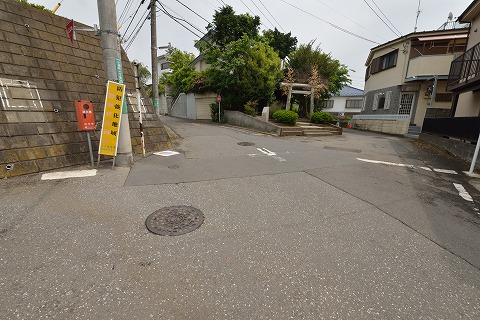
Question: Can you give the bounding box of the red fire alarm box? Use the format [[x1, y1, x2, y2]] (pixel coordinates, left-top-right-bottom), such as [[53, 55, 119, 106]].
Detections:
[[75, 100, 96, 131]]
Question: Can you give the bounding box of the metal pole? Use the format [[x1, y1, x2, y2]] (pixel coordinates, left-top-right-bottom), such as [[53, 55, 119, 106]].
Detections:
[[97, 0, 133, 167], [469, 133, 480, 174], [134, 62, 146, 156], [218, 100, 221, 122], [429, 75, 438, 108], [150, 0, 159, 114], [87, 132, 94, 166]]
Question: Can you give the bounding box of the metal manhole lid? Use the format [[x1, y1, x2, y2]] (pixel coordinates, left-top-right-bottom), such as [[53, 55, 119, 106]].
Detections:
[[237, 142, 255, 146], [146, 206, 204, 236]]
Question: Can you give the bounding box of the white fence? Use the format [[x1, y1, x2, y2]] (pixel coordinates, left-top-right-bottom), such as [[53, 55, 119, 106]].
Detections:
[[352, 114, 411, 121]]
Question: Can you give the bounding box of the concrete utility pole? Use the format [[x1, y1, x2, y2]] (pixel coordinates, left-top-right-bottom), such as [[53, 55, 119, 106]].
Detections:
[[97, 0, 133, 166], [150, 0, 159, 114]]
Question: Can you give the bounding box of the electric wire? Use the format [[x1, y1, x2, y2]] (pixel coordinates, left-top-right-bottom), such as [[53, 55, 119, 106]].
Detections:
[[118, 0, 134, 25], [279, 0, 380, 45], [123, 8, 149, 45], [249, 0, 276, 29], [362, 0, 401, 37], [124, 12, 150, 51], [157, 1, 204, 38], [370, 0, 402, 36], [312, 0, 387, 42], [120, 0, 147, 41], [174, 0, 210, 24], [257, 0, 285, 32], [159, 1, 205, 35], [233, 0, 268, 29]]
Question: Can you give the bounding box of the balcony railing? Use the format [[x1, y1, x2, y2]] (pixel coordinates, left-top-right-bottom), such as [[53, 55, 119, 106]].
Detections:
[[447, 42, 480, 91], [422, 117, 480, 141]]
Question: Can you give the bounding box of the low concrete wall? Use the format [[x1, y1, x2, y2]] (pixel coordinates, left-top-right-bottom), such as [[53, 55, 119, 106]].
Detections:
[[352, 119, 410, 135], [419, 133, 480, 168], [224, 111, 280, 135]]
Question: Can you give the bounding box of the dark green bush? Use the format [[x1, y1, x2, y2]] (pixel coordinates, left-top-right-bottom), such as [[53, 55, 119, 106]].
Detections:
[[272, 110, 298, 125], [243, 101, 257, 117], [310, 112, 334, 124], [210, 102, 224, 122]]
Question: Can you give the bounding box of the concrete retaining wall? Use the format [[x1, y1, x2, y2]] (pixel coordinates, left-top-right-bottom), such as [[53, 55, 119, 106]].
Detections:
[[224, 110, 280, 135], [352, 119, 410, 135], [420, 133, 480, 168], [0, 0, 172, 178]]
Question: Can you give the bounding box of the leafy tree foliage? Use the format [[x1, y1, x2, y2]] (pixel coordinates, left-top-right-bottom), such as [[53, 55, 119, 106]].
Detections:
[[262, 28, 297, 60], [287, 41, 351, 100], [161, 48, 198, 94], [206, 6, 261, 48], [204, 36, 282, 110]]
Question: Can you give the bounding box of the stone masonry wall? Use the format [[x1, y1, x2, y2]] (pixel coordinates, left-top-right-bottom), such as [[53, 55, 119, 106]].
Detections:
[[0, 0, 172, 178]]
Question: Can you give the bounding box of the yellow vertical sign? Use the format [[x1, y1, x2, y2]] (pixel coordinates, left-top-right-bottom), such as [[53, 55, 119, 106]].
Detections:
[[98, 81, 126, 156]]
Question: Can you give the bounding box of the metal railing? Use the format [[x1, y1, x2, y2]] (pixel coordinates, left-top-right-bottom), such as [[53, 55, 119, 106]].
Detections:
[[447, 42, 480, 90], [422, 117, 480, 141]]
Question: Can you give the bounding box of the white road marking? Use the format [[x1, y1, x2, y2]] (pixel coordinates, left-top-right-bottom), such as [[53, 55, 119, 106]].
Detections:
[[153, 150, 180, 157], [249, 148, 286, 162], [357, 158, 458, 175], [41, 169, 97, 180], [433, 168, 458, 175], [453, 183, 474, 202]]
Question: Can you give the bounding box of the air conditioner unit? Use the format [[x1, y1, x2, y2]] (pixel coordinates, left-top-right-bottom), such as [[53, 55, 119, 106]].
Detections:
[[338, 112, 345, 116]]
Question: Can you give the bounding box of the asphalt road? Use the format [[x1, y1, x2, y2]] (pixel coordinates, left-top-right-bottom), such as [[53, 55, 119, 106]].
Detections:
[[1, 116, 479, 319]]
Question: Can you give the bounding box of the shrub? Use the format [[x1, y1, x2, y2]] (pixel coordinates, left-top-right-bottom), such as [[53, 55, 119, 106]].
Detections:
[[210, 102, 224, 122], [291, 105, 299, 115], [268, 101, 283, 118], [243, 101, 257, 117], [272, 110, 298, 125], [311, 112, 334, 124]]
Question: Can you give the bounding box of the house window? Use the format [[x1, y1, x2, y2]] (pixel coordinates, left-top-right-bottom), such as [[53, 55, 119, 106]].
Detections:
[[322, 100, 334, 108], [345, 99, 363, 109], [369, 49, 398, 75], [373, 91, 391, 110]]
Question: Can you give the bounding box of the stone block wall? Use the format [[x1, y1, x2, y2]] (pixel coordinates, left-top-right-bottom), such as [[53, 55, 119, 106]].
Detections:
[[352, 119, 410, 135], [0, 0, 172, 178]]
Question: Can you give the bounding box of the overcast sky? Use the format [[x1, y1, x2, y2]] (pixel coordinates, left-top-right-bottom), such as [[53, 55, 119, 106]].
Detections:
[[34, 0, 472, 89]]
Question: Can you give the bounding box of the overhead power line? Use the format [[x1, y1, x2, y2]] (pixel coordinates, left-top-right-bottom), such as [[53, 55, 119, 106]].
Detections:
[[120, 0, 148, 41], [157, 1, 204, 38], [370, 0, 402, 36], [313, 0, 387, 42], [362, 0, 401, 37], [249, 0, 276, 29], [123, 9, 150, 49], [174, 0, 210, 24], [279, 0, 380, 45], [159, 1, 205, 35], [258, 0, 285, 32]]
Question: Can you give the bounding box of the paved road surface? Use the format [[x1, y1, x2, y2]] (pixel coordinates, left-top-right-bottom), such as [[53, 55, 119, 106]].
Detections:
[[1, 116, 479, 319]]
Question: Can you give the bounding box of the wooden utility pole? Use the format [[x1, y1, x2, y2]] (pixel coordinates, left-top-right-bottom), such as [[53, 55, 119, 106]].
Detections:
[[97, 0, 133, 166], [150, 0, 159, 114]]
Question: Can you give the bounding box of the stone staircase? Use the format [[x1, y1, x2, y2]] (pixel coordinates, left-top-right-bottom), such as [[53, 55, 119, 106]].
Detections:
[[279, 123, 342, 137], [404, 125, 422, 139]]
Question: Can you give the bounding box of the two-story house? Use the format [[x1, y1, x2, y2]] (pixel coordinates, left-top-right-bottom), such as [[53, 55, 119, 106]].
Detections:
[[360, 26, 468, 134]]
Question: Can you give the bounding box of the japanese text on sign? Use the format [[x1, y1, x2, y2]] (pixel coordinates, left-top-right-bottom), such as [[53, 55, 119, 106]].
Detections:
[[98, 81, 126, 156]]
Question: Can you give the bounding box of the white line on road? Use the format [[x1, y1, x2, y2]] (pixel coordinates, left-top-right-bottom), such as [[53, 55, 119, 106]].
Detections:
[[41, 169, 97, 180], [356, 158, 458, 175], [453, 183, 474, 202], [249, 148, 286, 162], [257, 148, 276, 156]]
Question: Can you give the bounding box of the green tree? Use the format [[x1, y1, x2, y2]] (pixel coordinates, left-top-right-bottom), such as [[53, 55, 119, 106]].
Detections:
[[162, 48, 198, 94], [204, 35, 282, 110], [262, 28, 297, 60], [206, 5, 261, 48], [287, 41, 351, 100]]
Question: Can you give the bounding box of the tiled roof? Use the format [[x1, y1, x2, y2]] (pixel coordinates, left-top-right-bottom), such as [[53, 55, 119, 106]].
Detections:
[[338, 85, 364, 97]]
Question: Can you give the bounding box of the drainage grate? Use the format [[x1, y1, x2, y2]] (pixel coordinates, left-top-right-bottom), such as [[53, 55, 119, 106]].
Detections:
[[237, 142, 255, 146], [145, 206, 204, 236]]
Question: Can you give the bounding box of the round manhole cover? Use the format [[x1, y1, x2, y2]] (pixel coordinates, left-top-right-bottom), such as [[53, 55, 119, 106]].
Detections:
[[145, 206, 204, 236], [237, 142, 255, 146]]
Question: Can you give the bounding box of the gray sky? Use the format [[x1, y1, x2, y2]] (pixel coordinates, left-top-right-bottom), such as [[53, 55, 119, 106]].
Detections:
[[34, 0, 472, 89]]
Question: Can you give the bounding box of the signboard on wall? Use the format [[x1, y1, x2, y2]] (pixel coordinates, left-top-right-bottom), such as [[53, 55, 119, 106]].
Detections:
[[98, 81, 126, 156]]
